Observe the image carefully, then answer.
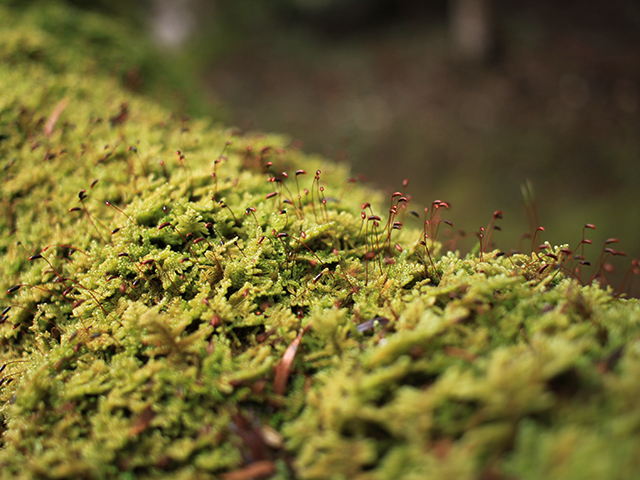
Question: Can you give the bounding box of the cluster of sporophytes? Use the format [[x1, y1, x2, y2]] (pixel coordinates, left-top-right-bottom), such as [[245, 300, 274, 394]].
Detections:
[[2, 3, 640, 480]]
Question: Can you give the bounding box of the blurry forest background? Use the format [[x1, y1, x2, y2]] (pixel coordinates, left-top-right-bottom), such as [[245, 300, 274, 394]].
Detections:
[[12, 0, 640, 294]]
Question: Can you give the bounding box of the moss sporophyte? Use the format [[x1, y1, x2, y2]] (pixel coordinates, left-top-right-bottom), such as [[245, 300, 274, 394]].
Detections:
[[2, 3, 640, 479]]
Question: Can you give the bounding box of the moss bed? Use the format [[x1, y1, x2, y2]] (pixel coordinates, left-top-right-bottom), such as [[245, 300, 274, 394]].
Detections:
[[1, 2, 640, 479]]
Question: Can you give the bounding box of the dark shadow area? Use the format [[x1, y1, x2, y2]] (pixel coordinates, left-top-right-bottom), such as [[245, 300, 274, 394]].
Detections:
[[202, 0, 640, 295]]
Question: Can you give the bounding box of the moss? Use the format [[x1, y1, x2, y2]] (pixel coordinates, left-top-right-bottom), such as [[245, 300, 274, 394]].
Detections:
[[0, 0, 214, 117], [1, 2, 640, 479]]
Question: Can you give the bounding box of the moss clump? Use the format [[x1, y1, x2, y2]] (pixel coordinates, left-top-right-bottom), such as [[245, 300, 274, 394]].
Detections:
[[1, 2, 640, 479]]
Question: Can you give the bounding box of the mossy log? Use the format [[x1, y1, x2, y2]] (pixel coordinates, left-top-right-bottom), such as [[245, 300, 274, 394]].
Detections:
[[1, 2, 640, 479]]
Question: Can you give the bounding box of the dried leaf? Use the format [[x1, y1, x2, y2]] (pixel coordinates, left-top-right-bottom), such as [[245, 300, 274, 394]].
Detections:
[[221, 461, 276, 480], [274, 325, 310, 395], [128, 406, 154, 437], [44, 99, 68, 136]]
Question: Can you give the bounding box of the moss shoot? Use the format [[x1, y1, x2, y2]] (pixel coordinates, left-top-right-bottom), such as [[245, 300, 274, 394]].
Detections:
[[2, 2, 640, 479]]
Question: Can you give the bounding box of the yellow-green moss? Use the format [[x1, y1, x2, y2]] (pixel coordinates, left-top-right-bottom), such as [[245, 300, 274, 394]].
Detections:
[[2, 2, 640, 479]]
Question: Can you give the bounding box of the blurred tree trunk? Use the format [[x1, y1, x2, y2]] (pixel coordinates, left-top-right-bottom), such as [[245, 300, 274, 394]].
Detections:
[[449, 0, 496, 64]]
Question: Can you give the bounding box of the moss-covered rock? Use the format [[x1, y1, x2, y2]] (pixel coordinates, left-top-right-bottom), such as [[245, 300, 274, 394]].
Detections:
[[1, 2, 640, 479]]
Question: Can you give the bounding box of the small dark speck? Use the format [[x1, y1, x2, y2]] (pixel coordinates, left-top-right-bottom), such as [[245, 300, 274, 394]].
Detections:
[[356, 316, 390, 333]]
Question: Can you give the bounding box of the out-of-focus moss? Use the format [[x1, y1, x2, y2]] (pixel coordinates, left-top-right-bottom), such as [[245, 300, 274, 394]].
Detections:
[[1, 2, 640, 479], [0, 0, 215, 117]]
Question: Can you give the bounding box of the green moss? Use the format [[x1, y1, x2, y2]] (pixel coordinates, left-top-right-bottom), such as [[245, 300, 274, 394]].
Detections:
[[1, 2, 640, 479]]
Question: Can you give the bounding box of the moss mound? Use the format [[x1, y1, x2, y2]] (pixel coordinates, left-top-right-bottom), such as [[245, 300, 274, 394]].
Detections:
[[2, 2, 640, 479]]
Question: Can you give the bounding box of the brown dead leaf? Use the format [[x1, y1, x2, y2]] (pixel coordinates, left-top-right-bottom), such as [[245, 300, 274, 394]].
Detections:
[[44, 99, 68, 137], [128, 405, 154, 437], [443, 346, 477, 363], [109, 102, 129, 127], [273, 324, 310, 395], [221, 461, 276, 480]]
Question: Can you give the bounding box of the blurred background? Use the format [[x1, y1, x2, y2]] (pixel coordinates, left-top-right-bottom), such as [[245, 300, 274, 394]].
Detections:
[[14, 0, 640, 294]]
